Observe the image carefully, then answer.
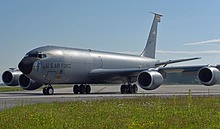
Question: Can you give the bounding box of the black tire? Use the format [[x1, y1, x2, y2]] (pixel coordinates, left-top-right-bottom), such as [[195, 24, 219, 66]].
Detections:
[[85, 85, 91, 94], [133, 84, 138, 93], [47, 87, 54, 95], [127, 84, 133, 94], [79, 84, 86, 94], [73, 85, 79, 94], [125, 85, 130, 94], [43, 87, 48, 95], [120, 85, 126, 94], [130, 84, 138, 94]]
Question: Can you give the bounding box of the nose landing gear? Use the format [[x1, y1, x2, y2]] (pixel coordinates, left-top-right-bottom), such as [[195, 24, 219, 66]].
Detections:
[[43, 85, 54, 95]]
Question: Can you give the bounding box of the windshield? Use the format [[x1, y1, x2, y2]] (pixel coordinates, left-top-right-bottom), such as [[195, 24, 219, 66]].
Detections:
[[25, 53, 47, 59]]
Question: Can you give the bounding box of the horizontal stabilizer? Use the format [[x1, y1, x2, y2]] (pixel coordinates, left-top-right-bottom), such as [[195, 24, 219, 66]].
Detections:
[[155, 57, 201, 67]]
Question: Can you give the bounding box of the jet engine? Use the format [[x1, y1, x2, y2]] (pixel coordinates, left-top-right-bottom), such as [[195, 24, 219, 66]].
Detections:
[[19, 74, 43, 90], [198, 66, 220, 86], [137, 70, 163, 90], [2, 69, 22, 86]]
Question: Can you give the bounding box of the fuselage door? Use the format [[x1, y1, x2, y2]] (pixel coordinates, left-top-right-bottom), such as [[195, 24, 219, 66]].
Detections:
[[98, 56, 103, 68], [93, 56, 103, 69]]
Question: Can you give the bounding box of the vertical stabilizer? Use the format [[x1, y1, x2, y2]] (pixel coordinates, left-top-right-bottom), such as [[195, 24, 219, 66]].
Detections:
[[140, 12, 162, 58]]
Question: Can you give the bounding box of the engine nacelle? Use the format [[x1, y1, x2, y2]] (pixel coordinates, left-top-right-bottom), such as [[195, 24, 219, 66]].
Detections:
[[137, 70, 163, 90], [19, 74, 43, 90], [198, 67, 220, 86], [2, 69, 22, 86]]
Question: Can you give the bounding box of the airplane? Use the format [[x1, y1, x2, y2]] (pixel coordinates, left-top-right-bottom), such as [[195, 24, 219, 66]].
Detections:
[[2, 12, 220, 95]]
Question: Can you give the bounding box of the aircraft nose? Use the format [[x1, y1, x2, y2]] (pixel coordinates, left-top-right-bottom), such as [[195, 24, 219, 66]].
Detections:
[[18, 57, 38, 75]]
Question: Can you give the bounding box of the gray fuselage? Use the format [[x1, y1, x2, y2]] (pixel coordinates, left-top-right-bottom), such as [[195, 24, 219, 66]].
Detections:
[[22, 46, 158, 85]]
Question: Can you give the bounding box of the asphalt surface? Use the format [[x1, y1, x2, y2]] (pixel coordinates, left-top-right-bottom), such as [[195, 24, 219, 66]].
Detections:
[[1, 84, 220, 110]]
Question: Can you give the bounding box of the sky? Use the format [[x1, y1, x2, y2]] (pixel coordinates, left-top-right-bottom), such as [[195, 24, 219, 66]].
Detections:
[[1, 0, 220, 83]]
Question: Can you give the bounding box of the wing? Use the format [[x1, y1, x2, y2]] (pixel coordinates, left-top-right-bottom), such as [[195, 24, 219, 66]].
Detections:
[[158, 65, 206, 73], [159, 64, 220, 86], [89, 65, 210, 77], [88, 68, 148, 83], [88, 64, 220, 84], [89, 68, 147, 76], [88, 57, 202, 78]]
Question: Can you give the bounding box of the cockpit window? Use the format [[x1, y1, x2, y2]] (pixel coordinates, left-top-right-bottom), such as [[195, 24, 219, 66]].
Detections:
[[26, 54, 37, 57], [38, 54, 47, 58], [25, 53, 47, 59]]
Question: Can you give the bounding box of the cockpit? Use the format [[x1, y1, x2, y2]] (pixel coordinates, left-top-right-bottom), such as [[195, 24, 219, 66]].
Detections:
[[25, 53, 47, 59], [19, 52, 47, 75]]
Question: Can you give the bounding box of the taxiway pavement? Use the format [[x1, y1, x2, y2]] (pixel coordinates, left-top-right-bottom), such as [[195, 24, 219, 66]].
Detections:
[[0, 85, 220, 110]]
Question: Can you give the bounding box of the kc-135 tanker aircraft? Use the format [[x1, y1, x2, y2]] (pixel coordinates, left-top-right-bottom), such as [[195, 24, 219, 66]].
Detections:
[[2, 13, 220, 95]]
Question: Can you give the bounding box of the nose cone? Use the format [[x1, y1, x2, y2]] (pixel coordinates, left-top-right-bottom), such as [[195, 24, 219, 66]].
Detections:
[[18, 57, 38, 75]]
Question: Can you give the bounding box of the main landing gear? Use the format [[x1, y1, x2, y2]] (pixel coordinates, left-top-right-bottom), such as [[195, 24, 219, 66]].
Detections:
[[73, 84, 91, 94], [42, 84, 137, 95], [120, 84, 138, 94], [43, 85, 54, 95]]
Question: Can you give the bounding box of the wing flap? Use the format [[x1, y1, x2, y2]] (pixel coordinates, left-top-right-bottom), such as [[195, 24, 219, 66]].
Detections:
[[89, 68, 147, 76], [89, 65, 208, 77]]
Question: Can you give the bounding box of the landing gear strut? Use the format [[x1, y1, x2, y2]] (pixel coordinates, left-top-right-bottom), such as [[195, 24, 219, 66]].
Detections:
[[43, 85, 54, 95], [120, 84, 138, 94], [73, 84, 91, 94]]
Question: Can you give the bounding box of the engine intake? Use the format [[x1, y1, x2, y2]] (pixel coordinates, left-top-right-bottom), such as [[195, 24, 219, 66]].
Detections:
[[2, 69, 22, 86], [137, 71, 163, 90], [19, 74, 43, 90], [198, 67, 220, 86]]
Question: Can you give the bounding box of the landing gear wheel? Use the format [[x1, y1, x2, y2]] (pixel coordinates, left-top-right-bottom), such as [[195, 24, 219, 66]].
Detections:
[[43, 87, 48, 95], [79, 84, 86, 94], [125, 85, 130, 93], [120, 85, 126, 94], [73, 85, 79, 94], [121, 85, 130, 94], [73, 84, 91, 94], [128, 84, 133, 94], [47, 87, 54, 95], [43, 86, 54, 95], [85, 85, 91, 94], [120, 84, 138, 94], [130, 84, 138, 94]]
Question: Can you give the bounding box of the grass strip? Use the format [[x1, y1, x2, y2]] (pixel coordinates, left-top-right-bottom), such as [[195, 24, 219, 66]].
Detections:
[[1, 96, 220, 128], [0, 86, 23, 92]]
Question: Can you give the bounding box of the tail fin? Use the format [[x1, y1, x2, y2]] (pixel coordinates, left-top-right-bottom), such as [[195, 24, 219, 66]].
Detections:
[[140, 12, 162, 58]]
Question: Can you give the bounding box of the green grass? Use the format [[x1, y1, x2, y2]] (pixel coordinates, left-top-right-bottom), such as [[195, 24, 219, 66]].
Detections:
[[1, 96, 220, 129], [0, 86, 23, 92]]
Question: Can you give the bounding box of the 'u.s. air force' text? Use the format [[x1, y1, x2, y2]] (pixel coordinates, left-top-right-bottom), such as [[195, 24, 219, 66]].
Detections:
[[42, 63, 71, 69]]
